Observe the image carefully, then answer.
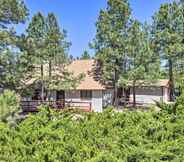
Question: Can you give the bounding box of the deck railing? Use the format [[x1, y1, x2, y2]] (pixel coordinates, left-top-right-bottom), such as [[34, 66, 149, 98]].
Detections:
[[21, 100, 92, 112], [65, 101, 92, 112]]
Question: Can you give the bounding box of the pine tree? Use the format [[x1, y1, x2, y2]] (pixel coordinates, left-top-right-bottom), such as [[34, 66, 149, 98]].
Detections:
[[23, 12, 81, 99], [26, 12, 47, 101], [45, 13, 72, 98], [81, 50, 90, 59], [152, 1, 184, 100], [93, 0, 131, 106], [0, 0, 28, 28], [0, 0, 28, 50], [119, 21, 160, 106], [0, 0, 28, 90], [176, 0, 184, 89]]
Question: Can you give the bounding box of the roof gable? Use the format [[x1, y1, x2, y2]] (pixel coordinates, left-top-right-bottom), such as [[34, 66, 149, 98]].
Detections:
[[67, 59, 105, 90]]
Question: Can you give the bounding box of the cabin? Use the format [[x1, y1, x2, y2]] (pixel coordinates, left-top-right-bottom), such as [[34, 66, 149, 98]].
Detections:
[[22, 60, 105, 112], [49, 60, 105, 112], [22, 59, 171, 112]]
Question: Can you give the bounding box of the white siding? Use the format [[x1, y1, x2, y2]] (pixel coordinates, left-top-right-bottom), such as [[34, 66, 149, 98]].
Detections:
[[163, 87, 170, 102], [130, 87, 165, 104], [129, 94, 164, 104], [92, 90, 103, 112], [65, 90, 81, 102], [65, 90, 103, 112]]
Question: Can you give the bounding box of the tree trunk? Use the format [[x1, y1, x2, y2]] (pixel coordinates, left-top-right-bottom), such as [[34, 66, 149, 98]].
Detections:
[[132, 81, 136, 107], [169, 59, 174, 101], [113, 68, 119, 108], [41, 64, 44, 101], [47, 60, 52, 101], [113, 83, 118, 107]]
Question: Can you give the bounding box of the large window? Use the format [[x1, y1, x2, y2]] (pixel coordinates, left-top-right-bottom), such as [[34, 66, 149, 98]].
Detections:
[[80, 90, 92, 99]]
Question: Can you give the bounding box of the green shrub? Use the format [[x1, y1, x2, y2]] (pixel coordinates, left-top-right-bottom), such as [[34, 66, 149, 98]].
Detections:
[[0, 104, 184, 161], [175, 92, 184, 115], [0, 90, 20, 123]]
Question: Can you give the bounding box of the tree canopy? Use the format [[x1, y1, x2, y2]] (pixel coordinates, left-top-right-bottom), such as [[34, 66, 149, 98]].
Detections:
[[0, 0, 28, 91], [0, 0, 28, 28]]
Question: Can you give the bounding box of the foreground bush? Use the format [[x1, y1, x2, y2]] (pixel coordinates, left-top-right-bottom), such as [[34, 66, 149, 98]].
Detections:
[[0, 90, 20, 123], [0, 105, 184, 162]]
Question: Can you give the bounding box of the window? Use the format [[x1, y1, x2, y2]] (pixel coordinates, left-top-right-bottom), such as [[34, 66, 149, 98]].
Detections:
[[56, 90, 65, 101], [80, 90, 92, 99]]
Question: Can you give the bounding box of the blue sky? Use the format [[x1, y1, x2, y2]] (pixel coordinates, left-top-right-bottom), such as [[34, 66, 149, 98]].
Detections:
[[17, 0, 173, 57]]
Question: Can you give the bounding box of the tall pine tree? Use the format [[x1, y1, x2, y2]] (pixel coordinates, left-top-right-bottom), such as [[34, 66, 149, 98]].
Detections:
[[152, 1, 184, 100], [45, 13, 72, 98], [23, 12, 81, 100], [93, 0, 131, 106], [119, 21, 160, 106], [0, 0, 28, 90], [26, 12, 46, 101]]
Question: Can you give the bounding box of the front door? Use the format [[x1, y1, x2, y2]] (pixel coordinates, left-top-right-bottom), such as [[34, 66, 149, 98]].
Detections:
[[125, 88, 130, 102], [56, 90, 65, 101]]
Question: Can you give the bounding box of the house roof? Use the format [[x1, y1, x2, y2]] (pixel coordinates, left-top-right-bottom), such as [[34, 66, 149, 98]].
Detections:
[[128, 79, 170, 88], [24, 59, 169, 90], [157, 79, 170, 87], [24, 60, 105, 90], [67, 59, 105, 90]]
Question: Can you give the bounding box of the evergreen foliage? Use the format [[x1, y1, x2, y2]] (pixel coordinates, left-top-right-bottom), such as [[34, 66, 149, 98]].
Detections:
[[0, 1, 183, 161], [44, 13, 81, 92], [152, 1, 184, 100], [22, 12, 81, 99], [92, 0, 131, 106], [119, 21, 160, 106], [0, 0, 28, 91], [81, 50, 91, 60], [0, 90, 20, 123], [0, 0, 28, 28], [0, 102, 184, 161]]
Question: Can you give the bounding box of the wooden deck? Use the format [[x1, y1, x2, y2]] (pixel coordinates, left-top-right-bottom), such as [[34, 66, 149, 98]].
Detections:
[[21, 100, 92, 113]]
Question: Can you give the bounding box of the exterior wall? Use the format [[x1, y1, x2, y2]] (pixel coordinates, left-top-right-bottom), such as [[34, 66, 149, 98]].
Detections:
[[163, 87, 170, 102], [65, 90, 80, 102], [65, 90, 103, 112], [103, 89, 114, 107], [129, 86, 166, 104], [92, 91, 103, 112]]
